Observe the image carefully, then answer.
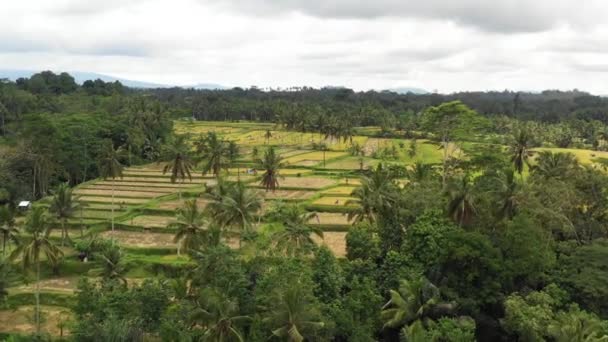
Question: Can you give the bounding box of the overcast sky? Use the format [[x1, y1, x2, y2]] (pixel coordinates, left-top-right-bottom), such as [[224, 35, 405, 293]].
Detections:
[[1, 0, 608, 93]]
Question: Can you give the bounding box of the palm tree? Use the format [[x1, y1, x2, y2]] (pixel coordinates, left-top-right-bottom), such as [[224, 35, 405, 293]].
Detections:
[[346, 164, 396, 224], [98, 142, 124, 233], [264, 285, 325, 342], [407, 162, 435, 184], [48, 183, 80, 246], [272, 205, 323, 257], [381, 277, 444, 330], [509, 128, 533, 177], [170, 199, 207, 255], [264, 129, 272, 145], [11, 207, 63, 334], [196, 132, 228, 178], [208, 182, 261, 247], [493, 168, 519, 220], [548, 311, 608, 342], [258, 147, 284, 192], [191, 288, 251, 341], [162, 136, 194, 199], [445, 174, 476, 227], [531, 151, 578, 180], [98, 242, 127, 286], [0, 205, 18, 256], [227, 141, 241, 180]]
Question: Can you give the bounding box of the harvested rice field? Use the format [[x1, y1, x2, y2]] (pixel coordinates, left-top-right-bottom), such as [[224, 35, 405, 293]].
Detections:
[[262, 189, 316, 200], [94, 180, 202, 188], [313, 232, 347, 257], [283, 151, 348, 164], [309, 212, 353, 225], [154, 198, 208, 210], [276, 177, 336, 189], [312, 196, 357, 206], [74, 189, 162, 198], [125, 215, 176, 228], [100, 230, 175, 248], [0, 306, 72, 336], [78, 196, 149, 205], [322, 186, 357, 196]]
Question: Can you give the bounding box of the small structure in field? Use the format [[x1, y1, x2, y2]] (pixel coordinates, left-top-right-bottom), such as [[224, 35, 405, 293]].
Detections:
[[18, 201, 32, 211]]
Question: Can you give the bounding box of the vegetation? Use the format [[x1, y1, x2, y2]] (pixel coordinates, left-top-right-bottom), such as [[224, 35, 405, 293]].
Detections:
[[0, 71, 606, 341]]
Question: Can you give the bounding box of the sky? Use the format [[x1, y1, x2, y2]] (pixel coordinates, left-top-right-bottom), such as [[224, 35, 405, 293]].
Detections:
[[1, 0, 608, 93]]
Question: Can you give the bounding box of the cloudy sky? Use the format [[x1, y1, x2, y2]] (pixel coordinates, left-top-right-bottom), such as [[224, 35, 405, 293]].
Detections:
[[1, 0, 607, 93]]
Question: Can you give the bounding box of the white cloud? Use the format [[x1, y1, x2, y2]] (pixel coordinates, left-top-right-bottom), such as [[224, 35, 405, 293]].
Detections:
[[0, 0, 607, 93]]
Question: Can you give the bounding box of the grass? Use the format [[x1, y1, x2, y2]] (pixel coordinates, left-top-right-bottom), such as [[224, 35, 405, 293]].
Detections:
[[283, 151, 348, 164], [310, 212, 353, 225]]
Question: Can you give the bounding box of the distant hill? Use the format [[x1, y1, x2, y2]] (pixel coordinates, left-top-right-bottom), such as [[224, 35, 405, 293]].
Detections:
[[0, 69, 229, 90], [384, 87, 430, 95]]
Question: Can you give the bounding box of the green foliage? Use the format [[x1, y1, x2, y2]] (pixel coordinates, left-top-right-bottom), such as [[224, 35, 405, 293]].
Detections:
[[312, 246, 344, 303], [345, 223, 381, 261]]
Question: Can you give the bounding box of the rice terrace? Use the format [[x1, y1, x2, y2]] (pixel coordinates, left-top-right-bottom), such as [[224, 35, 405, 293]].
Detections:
[[2, 1, 608, 338]]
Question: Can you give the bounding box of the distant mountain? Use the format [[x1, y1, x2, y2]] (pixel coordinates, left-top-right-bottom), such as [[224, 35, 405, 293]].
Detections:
[[0, 69, 231, 89], [184, 83, 229, 90], [385, 87, 430, 95], [0, 69, 171, 88]]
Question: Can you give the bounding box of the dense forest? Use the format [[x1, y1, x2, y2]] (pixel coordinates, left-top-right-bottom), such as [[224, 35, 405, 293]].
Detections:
[[0, 71, 607, 341]]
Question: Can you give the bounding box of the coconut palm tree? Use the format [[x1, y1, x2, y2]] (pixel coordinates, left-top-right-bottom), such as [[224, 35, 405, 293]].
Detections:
[[226, 141, 241, 180], [0, 205, 18, 256], [11, 207, 63, 334], [196, 132, 228, 178], [272, 205, 322, 257], [407, 162, 435, 184], [263, 284, 325, 342], [264, 129, 272, 145], [209, 182, 261, 247], [346, 164, 397, 224], [509, 128, 533, 177], [493, 168, 519, 220], [170, 199, 207, 255], [446, 174, 476, 227], [531, 151, 578, 180], [190, 288, 251, 341], [547, 311, 608, 342], [48, 183, 80, 246], [162, 136, 194, 199], [98, 241, 127, 286], [98, 142, 124, 233], [381, 277, 445, 330], [258, 147, 284, 192]]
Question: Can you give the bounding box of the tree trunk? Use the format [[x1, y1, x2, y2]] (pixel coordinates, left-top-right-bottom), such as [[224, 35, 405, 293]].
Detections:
[[36, 260, 41, 334], [61, 220, 65, 247], [442, 136, 449, 186], [2, 234, 5, 256], [111, 178, 115, 233]]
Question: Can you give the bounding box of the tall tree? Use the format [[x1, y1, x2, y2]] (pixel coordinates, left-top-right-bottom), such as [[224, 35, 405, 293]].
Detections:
[[48, 183, 80, 246], [509, 128, 534, 177], [263, 284, 325, 342], [258, 147, 284, 192], [346, 164, 397, 224], [196, 132, 228, 178], [421, 101, 481, 185], [162, 136, 194, 199], [98, 142, 124, 233], [271, 204, 323, 257], [381, 277, 451, 330], [170, 199, 207, 255], [446, 174, 476, 227], [207, 182, 261, 247], [191, 288, 250, 341], [0, 205, 18, 256], [531, 151, 578, 180], [227, 141, 241, 181], [11, 207, 63, 334]]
